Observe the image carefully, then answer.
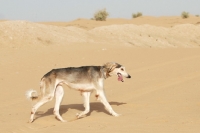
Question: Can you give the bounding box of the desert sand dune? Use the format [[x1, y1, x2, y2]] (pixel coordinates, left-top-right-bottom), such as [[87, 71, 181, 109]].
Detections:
[[0, 17, 200, 133], [41, 16, 200, 29], [1, 17, 200, 48]]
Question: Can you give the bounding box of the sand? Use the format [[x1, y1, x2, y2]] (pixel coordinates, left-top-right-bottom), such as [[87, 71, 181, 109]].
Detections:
[[0, 16, 200, 133]]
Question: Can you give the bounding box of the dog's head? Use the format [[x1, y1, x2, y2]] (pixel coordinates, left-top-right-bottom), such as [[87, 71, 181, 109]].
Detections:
[[103, 62, 131, 82]]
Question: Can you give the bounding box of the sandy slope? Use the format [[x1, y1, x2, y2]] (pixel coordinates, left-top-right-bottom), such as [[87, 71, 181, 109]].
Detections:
[[1, 17, 200, 48], [0, 17, 200, 133], [41, 16, 200, 29]]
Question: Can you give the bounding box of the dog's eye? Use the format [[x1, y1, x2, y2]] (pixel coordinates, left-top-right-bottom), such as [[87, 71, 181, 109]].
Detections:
[[121, 68, 124, 71]]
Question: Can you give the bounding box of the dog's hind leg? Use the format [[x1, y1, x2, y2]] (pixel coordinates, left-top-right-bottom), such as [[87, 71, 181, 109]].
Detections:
[[29, 94, 54, 123], [76, 92, 91, 118], [54, 85, 66, 122], [29, 79, 57, 123]]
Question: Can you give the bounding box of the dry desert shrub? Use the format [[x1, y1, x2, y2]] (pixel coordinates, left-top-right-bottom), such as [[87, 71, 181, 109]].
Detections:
[[132, 12, 143, 18], [181, 11, 189, 19], [93, 8, 109, 21]]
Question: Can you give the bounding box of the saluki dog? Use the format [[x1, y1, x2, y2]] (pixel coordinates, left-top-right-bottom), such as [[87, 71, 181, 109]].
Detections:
[[26, 62, 131, 122]]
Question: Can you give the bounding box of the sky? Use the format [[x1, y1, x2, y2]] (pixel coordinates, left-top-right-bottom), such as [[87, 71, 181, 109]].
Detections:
[[0, 0, 199, 22]]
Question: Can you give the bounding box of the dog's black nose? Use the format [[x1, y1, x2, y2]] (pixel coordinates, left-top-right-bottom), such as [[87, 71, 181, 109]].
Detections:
[[127, 75, 131, 78]]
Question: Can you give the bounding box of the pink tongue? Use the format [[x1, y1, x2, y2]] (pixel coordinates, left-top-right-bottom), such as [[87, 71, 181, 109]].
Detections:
[[118, 75, 123, 81]]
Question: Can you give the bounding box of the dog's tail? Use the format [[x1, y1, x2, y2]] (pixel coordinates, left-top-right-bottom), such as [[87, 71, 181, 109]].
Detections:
[[26, 78, 46, 101], [25, 89, 39, 101]]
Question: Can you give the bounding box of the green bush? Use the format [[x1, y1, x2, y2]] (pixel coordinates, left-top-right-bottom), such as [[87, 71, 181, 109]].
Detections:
[[181, 11, 189, 19], [94, 8, 109, 21], [132, 12, 143, 18], [196, 15, 199, 17]]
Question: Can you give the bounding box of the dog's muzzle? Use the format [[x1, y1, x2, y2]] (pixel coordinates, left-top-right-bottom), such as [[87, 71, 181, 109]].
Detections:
[[127, 74, 131, 78]]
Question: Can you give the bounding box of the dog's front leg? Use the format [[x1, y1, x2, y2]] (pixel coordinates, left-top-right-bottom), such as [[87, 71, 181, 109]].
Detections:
[[76, 92, 91, 118], [98, 90, 120, 117]]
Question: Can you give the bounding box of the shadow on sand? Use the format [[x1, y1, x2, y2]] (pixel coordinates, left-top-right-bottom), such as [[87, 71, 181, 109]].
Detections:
[[35, 101, 126, 121]]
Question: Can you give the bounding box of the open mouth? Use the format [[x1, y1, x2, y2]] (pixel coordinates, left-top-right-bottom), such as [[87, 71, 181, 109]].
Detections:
[[117, 73, 124, 82]]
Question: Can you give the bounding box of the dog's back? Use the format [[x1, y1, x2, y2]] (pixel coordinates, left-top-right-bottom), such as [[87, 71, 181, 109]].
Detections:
[[42, 66, 103, 82]]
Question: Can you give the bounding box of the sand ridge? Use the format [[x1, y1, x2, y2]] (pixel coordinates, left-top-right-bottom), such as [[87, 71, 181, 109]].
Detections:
[[1, 17, 200, 48]]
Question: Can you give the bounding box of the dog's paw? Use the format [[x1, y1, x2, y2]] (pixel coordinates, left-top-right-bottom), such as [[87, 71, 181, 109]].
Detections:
[[61, 119, 67, 122], [28, 119, 34, 123], [76, 113, 81, 118], [55, 116, 67, 122], [76, 112, 86, 118], [112, 112, 121, 117]]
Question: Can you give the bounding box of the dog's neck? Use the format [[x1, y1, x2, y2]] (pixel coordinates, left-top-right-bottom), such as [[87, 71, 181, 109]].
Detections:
[[100, 66, 108, 79]]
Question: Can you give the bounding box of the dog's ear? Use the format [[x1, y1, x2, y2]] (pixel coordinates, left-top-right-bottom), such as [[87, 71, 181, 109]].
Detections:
[[104, 62, 115, 68], [104, 62, 121, 71], [103, 62, 120, 78]]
